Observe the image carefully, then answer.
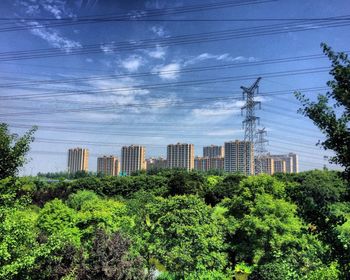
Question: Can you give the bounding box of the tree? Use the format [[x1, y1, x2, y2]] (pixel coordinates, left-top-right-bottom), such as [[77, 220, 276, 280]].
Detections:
[[0, 123, 37, 179], [286, 170, 347, 229], [222, 175, 328, 272], [146, 195, 229, 277], [77, 229, 146, 280], [295, 43, 350, 180], [167, 170, 207, 196], [205, 174, 246, 205]]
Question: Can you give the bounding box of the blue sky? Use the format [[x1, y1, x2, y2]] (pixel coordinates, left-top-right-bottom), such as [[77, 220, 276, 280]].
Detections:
[[0, 0, 349, 174]]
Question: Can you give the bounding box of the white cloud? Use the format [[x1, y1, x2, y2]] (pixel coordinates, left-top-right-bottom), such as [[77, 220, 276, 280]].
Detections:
[[184, 53, 257, 66], [151, 26, 167, 37], [120, 55, 144, 72], [29, 22, 81, 52], [16, 1, 80, 52], [90, 78, 150, 98], [192, 100, 245, 118], [152, 63, 181, 80], [100, 43, 115, 54], [206, 129, 241, 136], [144, 45, 167, 59], [17, 0, 74, 19]]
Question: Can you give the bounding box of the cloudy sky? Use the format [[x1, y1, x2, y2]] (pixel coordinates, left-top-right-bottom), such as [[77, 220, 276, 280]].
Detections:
[[0, 0, 349, 174]]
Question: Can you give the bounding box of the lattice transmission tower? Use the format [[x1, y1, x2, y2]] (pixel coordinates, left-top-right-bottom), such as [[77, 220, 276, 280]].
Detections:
[[255, 127, 268, 174], [241, 77, 262, 143]]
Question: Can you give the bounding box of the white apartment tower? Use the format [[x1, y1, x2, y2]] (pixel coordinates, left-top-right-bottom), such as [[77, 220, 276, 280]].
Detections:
[[121, 145, 146, 175], [67, 148, 89, 174], [224, 140, 254, 175], [97, 155, 120, 176], [167, 143, 194, 170], [203, 145, 224, 158]]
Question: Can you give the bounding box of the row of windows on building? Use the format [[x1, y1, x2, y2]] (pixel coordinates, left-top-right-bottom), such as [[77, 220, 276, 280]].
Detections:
[[67, 142, 298, 176]]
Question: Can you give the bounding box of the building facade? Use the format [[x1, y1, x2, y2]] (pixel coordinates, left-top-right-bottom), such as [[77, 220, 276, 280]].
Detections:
[[121, 145, 146, 175], [255, 156, 275, 175], [167, 143, 194, 170], [67, 148, 89, 174], [210, 157, 225, 171], [194, 157, 210, 172], [203, 145, 224, 158], [97, 155, 120, 176], [224, 140, 254, 175], [269, 153, 299, 173], [194, 156, 224, 172], [273, 158, 287, 173], [146, 157, 167, 171]]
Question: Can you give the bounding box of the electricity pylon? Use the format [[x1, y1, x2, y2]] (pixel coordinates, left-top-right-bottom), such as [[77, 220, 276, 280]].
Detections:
[[255, 127, 268, 174], [241, 77, 261, 143]]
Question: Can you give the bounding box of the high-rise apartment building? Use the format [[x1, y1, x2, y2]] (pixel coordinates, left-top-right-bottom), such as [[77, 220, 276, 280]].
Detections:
[[194, 157, 210, 172], [121, 145, 146, 175], [255, 153, 298, 174], [273, 158, 287, 173], [289, 153, 299, 173], [224, 140, 254, 175], [146, 157, 167, 171], [67, 148, 89, 174], [269, 153, 298, 173], [210, 157, 225, 171], [194, 156, 224, 172], [256, 156, 275, 175], [203, 145, 224, 158], [97, 155, 120, 176], [167, 143, 194, 170]]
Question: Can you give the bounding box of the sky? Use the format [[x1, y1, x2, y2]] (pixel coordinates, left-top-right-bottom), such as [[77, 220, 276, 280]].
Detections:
[[0, 0, 349, 175]]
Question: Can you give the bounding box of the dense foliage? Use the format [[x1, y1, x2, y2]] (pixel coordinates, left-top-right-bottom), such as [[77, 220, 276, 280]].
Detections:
[[0, 123, 36, 180], [296, 43, 350, 180], [0, 170, 349, 279], [1, 44, 349, 279]]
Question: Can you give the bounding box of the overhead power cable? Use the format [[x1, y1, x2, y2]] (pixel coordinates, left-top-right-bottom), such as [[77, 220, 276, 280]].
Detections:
[[0, 67, 330, 101], [0, 0, 276, 32], [0, 17, 349, 61], [0, 52, 342, 89]]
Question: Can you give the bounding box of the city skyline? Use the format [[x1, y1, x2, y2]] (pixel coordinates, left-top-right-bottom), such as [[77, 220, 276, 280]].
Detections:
[[65, 141, 299, 176], [0, 1, 347, 175]]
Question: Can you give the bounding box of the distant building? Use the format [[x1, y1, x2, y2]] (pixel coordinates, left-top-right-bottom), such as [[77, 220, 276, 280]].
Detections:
[[269, 153, 299, 173], [210, 157, 225, 171], [167, 143, 194, 170], [273, 158, 287, 173], [121, 145, 146, 175], [146, 157, 167, 171], [194, 156, 224, 172], [97, 155, 119, 176], [224, 140, 254, 175], [203, 145, 224, 158], [194, 157, 210, 172], [255, 156, 275, 175], [67, 148, 89, 174]]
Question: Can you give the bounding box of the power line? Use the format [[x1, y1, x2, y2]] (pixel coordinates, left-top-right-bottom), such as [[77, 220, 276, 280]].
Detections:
[[0, 52, 341, 89], [0, 18, 348, 61], [0, 67, 330, 101], [0, 0, 276, 32]]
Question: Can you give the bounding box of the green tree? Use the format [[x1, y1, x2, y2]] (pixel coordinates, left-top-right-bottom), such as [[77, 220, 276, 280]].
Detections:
[[205, 173, 245, 205], [77, 228, 146, 280], [167, 170, 207, 196], [222, 175, 325, 269], [295, 43, 350, 180], [37, 199, 81, 247], [0, 123, 37, 179], [0, 209, 40, 279], [146, 195, 229, 278], [286, 170, 346, 230]]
